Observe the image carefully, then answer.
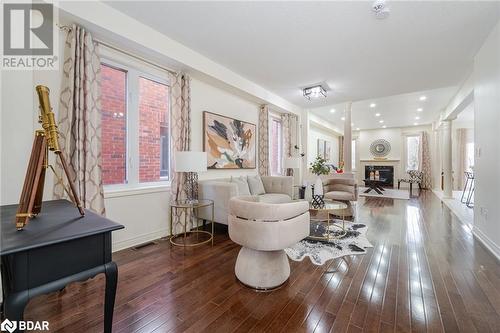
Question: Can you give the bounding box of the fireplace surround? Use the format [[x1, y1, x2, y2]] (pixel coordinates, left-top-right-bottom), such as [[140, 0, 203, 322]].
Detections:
[[365, 165, 394, 187]]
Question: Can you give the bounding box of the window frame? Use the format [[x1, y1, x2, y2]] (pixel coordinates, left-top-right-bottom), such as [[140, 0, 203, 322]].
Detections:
[[100, 46, 171, 193], [404, 134, 421, 172], [268, 114, 284, 176]]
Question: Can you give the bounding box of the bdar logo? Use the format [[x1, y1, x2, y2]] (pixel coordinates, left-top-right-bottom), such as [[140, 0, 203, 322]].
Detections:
[[0, 319, 17, 333]]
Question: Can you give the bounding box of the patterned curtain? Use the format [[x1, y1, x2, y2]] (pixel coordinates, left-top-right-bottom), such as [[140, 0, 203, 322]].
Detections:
[[54, 24, 104, 215], [258, 105, 270, 176], [419, 131, 432, 189], [339, 136, 344, 165], [281, 113, 299, 158], [169, 73, 191, 233]]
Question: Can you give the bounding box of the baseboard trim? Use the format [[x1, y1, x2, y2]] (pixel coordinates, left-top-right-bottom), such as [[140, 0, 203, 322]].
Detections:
[[112, 228, 169, 252], [472, 226, 500, 262]]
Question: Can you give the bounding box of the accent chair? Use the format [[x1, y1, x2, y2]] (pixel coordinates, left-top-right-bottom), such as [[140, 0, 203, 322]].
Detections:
[[228, 196, 309, 290]]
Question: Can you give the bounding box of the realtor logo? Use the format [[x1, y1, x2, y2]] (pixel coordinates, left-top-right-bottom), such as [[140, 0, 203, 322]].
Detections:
[[0, 319, 17, 333], [2, 2, 58, 69]]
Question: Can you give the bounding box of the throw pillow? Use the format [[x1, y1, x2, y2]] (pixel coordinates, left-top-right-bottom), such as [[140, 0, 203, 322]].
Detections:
[[247, 175, 266, 195], [231, 176, 251, 196]]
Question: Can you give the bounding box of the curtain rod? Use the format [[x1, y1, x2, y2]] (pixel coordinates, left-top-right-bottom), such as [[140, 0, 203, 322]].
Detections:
[[57, 24, 177, 75]]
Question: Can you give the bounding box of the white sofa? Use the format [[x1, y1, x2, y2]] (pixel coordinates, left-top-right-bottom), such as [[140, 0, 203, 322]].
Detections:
[[228, 196, 310, 289], [197, 176, 293, 225]]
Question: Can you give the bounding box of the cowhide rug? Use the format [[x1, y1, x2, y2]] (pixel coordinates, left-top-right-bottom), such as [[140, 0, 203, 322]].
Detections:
[[285, 220, 373, 266]]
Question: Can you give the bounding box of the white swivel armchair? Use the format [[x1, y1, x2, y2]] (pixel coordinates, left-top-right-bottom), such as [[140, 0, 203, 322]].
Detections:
[[228, 196, 310, 290]]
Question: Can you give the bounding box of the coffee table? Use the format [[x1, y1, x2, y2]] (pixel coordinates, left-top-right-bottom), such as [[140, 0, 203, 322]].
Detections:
[[308, 199, 348, 241], [363, 178, 387, 195]]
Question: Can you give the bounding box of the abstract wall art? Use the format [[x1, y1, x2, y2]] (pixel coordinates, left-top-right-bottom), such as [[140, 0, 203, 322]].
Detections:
[[203, 111, 256, 169]]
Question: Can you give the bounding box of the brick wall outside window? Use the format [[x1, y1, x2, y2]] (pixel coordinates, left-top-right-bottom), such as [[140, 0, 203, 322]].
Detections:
[[139, 77, 169, 182], [101, 64, 127, 185]]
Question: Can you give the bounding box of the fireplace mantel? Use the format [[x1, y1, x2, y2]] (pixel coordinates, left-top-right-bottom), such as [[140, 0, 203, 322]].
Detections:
[[360, 159, 400, 162]]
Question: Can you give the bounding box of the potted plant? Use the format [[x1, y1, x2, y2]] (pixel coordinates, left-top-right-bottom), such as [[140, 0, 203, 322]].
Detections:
[[309, 155, 330, 196]]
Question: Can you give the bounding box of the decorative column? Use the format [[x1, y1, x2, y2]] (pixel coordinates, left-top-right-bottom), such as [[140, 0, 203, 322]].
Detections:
[[442, 120, 453, 198], [343, 102, 353, 173]]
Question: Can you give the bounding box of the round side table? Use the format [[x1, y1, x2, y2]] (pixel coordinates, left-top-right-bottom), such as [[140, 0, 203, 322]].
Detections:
[[308, 199, 348, 241], [169, 199, 214, 247]]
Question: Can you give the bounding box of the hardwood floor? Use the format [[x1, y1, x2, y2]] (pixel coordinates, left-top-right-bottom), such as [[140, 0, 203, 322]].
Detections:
[[24, 191, 500, 332]]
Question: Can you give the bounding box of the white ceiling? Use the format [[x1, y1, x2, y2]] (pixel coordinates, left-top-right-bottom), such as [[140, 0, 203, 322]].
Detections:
[[310, 86, 457, 130], [106, 1, 499, 108]]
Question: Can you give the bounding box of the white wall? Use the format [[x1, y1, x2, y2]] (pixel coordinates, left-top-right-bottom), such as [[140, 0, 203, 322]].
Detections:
[[356, 125, 433, 186], [190, 78, 260, 181], [308, 124, 340, 167], [472, 20, 500, 259]]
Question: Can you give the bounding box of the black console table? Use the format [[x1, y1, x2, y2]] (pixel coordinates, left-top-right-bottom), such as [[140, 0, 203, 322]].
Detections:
[[1, 200, 124, 332]]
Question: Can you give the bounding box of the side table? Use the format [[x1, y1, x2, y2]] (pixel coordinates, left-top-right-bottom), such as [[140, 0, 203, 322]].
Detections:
[[169, 199, 214, 247]]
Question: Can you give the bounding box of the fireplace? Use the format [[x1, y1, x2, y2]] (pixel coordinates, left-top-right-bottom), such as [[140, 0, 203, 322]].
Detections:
[[365, 165, 394, 187]]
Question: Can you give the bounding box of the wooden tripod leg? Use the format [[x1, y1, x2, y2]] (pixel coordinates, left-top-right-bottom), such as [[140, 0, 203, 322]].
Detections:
[[32, 144, 47, 215], [56, 152, 85, 216], [15, 133, 47, 229]]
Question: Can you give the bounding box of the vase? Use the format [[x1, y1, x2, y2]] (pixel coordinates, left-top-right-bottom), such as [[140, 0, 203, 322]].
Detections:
[[314, 177, 324, 196]]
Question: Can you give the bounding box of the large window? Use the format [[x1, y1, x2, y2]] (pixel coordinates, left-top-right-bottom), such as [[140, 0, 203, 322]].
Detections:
[[101, 64, 127, 185], [100, 50, 170, 189], [466, 142, 474, 171], [406, 135, 421, 171], [269, 116, 283, 176]]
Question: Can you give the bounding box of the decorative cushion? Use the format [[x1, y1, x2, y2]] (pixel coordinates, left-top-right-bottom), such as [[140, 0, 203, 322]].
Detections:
[[258, 193, 292, 204], [247, 175, 266, 195], [231, 176, 251, 196]]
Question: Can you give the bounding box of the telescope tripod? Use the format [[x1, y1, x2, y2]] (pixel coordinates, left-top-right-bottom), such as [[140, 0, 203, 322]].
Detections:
[[15, 130, 85, 230]]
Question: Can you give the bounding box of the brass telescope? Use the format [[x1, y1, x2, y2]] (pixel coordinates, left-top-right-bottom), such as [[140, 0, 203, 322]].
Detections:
[[15, 85, 85, 230]]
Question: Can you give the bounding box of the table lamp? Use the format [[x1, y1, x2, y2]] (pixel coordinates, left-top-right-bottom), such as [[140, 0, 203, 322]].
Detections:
[[174, 151, 207, 203], [284, 157, 301, 176]]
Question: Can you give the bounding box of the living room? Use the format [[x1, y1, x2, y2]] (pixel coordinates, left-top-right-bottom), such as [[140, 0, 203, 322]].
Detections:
[[1, 1, 500, 332]]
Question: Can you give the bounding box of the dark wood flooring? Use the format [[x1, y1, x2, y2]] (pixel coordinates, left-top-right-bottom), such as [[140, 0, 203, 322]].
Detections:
[[24, 191, 500, 332]]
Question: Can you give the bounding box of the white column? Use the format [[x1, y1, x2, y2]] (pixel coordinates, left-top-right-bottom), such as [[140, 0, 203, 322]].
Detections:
[[442, 120, 453, 198], [343, 102, 353, 173]]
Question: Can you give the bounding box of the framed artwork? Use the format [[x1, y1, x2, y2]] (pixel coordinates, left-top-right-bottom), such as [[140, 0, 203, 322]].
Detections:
[[324, 141, 332, 161], [317, 139, 325, 158], [203, 111, 256, 169]]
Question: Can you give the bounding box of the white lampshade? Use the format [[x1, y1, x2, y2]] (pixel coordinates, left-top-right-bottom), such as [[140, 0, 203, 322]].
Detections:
[[174, 151, 207, 172], [284, 157, 301, 169]]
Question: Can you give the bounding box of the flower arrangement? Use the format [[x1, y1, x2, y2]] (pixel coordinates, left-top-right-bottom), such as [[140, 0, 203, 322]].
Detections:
[[310, 156, 330, 176]]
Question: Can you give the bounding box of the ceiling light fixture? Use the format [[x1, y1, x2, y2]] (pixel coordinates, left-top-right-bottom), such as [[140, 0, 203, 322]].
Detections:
[[375, 113, 381, 117], [370, 103, 376, 108], [417, 108, 423, 112], [341, 117, 345, 121], [356, 127, 360, 131], [372, 0, 390, 19], [382, 125, 387, 128], [379, 120, 384, 123], [419, 95, 427, 101], [330, 108, 336, 113], [415, 116, 420, 120], [303, 85, 327, 100], [414, 122, 419, 126]]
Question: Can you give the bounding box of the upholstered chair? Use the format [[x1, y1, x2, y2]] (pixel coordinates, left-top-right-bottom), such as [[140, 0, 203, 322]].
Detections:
[[322, 177, 358, 217], [228, 196, 309, 290], [398, 170, 423, 196]]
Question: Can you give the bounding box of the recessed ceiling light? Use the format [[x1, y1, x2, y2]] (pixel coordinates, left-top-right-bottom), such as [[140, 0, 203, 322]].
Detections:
[[330, 108, 336, 113], [356, 127, 360, 131], [419, 96, 427, 101], [379, 120, 384, 123], [382, 125, 387, 128], [375, 113, 381, 117], [414, 122, 419, 126], [341, 117, 345, 121], [417, 108, 423, 112], [370, 103, 376, 108], [415, 116, 420, 120]]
